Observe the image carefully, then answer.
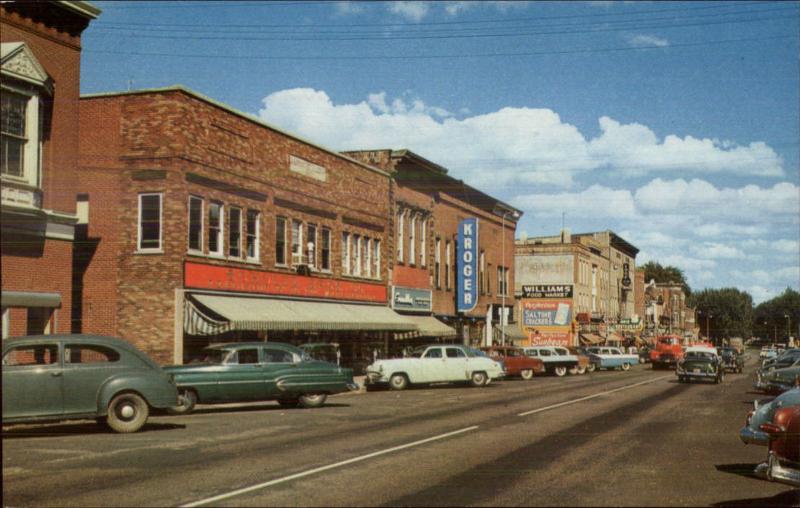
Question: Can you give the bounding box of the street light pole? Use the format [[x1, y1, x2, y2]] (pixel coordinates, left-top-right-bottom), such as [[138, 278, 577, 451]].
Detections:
[[500, 209, 520, 347]]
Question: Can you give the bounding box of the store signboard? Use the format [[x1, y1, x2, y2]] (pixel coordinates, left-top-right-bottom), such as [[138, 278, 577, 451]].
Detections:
[[522, 299, 573, 327], [456, 218, 479, 312], [521, 284, 573, 299], [391, 286, 432, 313], [520, 293, 574, 347], [528, 330, 571, 347]]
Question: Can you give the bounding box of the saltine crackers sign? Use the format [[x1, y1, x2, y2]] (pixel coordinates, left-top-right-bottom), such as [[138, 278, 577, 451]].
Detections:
[[457, 218, 479, 312]]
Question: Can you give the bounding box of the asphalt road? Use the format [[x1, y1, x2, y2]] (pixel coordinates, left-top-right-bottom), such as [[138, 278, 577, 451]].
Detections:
[[3, 354, 798, 507]]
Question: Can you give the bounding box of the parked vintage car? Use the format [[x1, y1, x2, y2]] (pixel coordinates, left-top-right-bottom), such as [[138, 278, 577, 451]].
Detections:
[[521, 346, 580, 377], [481, 346, 544, 380], [719, 347, 745, 373], [365, 344, 504, 390], [638, 345, 652, 364], [2, 335, 178, 433], [566, 347, 591, 374], [761, 346, 778, 360], [740, 387, 800, 446], [755, 357, 800, 394], [676, 346, 723, 384], [163, 342, 358, 413], [756, 404, 800, 487], [584, 347, 639, 371], [760, 348, 800, 371]]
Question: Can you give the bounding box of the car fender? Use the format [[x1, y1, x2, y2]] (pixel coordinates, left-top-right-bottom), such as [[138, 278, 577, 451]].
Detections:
[[96, 372, 177, 415]]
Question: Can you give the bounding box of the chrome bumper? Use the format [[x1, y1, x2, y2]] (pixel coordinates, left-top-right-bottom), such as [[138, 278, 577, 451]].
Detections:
[[346, 382, 361, 392], [739, 425, 769, 446], [755, 452, 800, 488]]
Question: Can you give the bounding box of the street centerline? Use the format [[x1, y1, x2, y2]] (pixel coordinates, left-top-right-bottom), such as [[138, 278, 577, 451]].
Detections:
[[179, 425, 480, 507], [517, 374, 673, 417]]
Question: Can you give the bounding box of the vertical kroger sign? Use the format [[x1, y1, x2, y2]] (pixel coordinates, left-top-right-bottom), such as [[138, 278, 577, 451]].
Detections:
[[457, 218, 479, 312]]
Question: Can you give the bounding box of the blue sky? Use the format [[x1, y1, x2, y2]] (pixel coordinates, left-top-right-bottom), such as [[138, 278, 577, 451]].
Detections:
[[81, 1, 800, 303]]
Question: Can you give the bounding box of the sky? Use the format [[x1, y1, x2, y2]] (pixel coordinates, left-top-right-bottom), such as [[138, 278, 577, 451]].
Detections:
[[81, 1, 800, 304]]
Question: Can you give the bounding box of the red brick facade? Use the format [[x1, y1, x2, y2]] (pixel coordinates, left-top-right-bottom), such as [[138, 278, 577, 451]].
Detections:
[[78, 87, 392, 363], [1, 2, 98, 338]]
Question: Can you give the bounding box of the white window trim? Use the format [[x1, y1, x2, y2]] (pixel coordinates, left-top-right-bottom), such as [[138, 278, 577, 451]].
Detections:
[[291, 219, 303, 267], [1, 84, 42, 191], [373, 239, 381, 280], [246, 210, 260, 262], [209, 202, 225, 257], [435, 238, 441, 288], [307, 223, 317, 268], [409, 214, 416, 266], [342, 232, 351, 275], [136, 193, 163, 253], [397, 209, 404, 263], [445, 241, 451, 290], [320, 227, 332, 272], [365, 237, 372, 278], [353, 235, 362, 276], [420, 218, 427, 267], [275, 216, 288, 267], [187, 195, 204, 254]]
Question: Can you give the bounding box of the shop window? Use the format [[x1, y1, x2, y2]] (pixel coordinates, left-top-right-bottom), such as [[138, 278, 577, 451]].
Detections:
[[291, 219, 303, 266], [372, 239, 381, 280], [138, 193, 162, 252], [306, 223, 317, 268], [209, 202, 224, 256], [320, 228, 331, 271], [275, 216, 287, 265], [229, 207, 242, 258], [246, 210, 259, 261], [342, 232, 351, 275], [188, 196, 203, 253]]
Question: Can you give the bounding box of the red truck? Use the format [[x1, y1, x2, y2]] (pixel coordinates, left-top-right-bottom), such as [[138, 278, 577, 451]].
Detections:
[[650, 335, 684, 370]]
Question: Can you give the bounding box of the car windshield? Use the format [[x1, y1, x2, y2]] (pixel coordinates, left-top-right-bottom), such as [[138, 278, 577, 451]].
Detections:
[[199, 348, 228, 364], [685, 351, 715, 361], [409, 346, 428, 358], [467, 348, 486, 358]]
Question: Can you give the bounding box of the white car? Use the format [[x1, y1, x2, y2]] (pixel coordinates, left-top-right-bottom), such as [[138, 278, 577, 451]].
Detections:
[[521, 346, 580, 377], [365, 344, 504, 390], [584, 346, 640, 371]]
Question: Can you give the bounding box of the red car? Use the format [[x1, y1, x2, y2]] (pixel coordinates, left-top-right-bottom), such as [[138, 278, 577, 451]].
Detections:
[[757, 404, 800, 487], [481, 346, 544, 380]]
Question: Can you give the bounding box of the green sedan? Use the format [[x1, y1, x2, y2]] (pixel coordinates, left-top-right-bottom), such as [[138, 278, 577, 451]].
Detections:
[[163, 342, 358, 414]]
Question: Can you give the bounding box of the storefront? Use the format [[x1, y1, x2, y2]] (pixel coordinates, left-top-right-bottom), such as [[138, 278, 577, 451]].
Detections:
[[390, 285, 458, 354]]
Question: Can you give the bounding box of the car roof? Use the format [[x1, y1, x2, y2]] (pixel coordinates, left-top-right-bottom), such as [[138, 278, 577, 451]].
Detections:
[[3, 334, 137, 350], [686, 346, 718, 355], [207, 341, 299, 351]]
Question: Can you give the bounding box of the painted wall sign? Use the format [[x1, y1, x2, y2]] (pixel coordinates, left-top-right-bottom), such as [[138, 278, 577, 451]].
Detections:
[[520, 297, 574, 347], [528, 330, 571, 347], [521, 284, 574, 299], [456, 217, 479, 312], [184, 262, 386, 303], [391, 286, 433, 313]]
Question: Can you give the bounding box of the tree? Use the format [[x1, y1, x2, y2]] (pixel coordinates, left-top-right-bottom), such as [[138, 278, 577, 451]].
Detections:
[[754, 288, 800, 342], [641, 261, 691, 295], [691, 288, 754, 342]]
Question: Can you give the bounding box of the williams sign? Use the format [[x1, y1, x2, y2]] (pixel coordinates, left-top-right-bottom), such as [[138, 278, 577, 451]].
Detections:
[[521, 284, 574, 299], [457, 218, 479, 312]]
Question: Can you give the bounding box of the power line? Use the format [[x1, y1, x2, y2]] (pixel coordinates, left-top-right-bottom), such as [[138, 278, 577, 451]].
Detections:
[[82, 33, 795, 61], [86, 9, 798, 42]]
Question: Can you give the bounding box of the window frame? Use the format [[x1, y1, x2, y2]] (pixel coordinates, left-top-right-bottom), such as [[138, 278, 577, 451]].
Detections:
[[275, 216, 288, 266], [137, 193, 163, 253], [290, 219, 303, 266], [187, 195, 204, 254], [320, 227, 332, 272], [409, 214, 416, 266], [445, 240, 451, 291], [306, 223, 317, 268], [228, 206, 243, 258], [372, 239, 381, 280], [435, 237, 441, 289], [0, 85, 41, 188], [246, 209, 260, 262], [208, 201, 224, 257], [342, 232, 351, 275], [396, 208, 404, 264], [420, 217, 427, 267], [353, 234, 362, 276]]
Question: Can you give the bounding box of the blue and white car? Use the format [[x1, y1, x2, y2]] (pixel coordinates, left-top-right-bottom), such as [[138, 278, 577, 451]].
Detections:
[[584, 346, 640, 371], [521, 346, 580, 377]]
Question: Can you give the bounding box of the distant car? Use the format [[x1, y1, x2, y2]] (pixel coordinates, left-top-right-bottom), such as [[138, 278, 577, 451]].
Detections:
[[481, 346, 544, 380], [755, 357, 800, 395], [719, 347, 745, 373], [2, 335, 178, 433], [163, 342, 358, 413], [676, 346, 723, 384], [365, 344, 504, 390], [565, 347, 591, 375], [584, 347, 639, 371], [761, 346, 778, 360], [761, 348, 800, 372], [521, 346, 580, 377]]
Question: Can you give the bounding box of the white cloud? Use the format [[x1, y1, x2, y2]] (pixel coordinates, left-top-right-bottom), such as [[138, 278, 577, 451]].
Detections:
[[257, 89, 785, 191], [333, 1, 365, 15], [690, 242, 746, 260], [511, 185, 636, 219], [628, 34, 669, 48], [388, 2, 429, 22]]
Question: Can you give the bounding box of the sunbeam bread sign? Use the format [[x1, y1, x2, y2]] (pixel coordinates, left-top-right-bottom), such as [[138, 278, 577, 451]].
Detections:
[[457, 218, 479, 312]]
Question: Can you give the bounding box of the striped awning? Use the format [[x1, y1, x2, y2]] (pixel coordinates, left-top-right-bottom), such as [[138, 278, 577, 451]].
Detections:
[[184, 294, 419, 336], [493, 324, 527, 343], [580, 333, 604, 345], [399, 315, 457, 338]]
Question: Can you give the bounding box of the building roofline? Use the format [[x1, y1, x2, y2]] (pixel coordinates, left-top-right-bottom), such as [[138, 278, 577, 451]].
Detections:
[[80, 85, 391, 179], [56, 1, 101, 19], [572, 230, 640, 256]]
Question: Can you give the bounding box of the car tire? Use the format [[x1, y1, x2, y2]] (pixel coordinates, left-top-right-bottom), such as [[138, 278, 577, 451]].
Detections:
[[621, 362, 631, 371], [553, 366, 567, 377], [520, 369, 534, 380], [167, 389, 197, 415], [471, 371, 488, 387], [568, 365, 579, 375], [389, 373, 409, 391], [278, 398, 300, 408], [106, 392, 149, 433], [577, 365, 587, 375], [678, 376, 684, 383], [586, 363, 596, 373], [298, 394, 327, 408]]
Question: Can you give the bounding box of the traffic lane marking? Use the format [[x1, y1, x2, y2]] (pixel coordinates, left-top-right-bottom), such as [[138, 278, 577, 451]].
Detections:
[[518, 374, 673, 416], [178, 425, 480, 508]]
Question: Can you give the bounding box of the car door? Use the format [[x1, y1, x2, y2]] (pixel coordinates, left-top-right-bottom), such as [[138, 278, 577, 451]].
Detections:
[[217, 347, 266, 401], [444, 347, 469, 381], [62, 343, 125, 415], [2, 342, 63, 420], [261, 347, 297, 396], [420, 347, 446, 382]]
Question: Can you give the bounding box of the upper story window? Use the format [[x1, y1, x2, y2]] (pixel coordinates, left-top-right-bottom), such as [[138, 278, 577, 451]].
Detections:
[[445, 240, 452, 291], [228, 207, 242, 258], [409, 214, 417, 265], [435, 238, 441, 289], [275, 216, 287, 265], [372, 239, 381, 280], [137, 193, 162, 252], [353, 235, 362, 276], [498, 266, 509, 297], [306, 223, 317, 268], [320, 227, 331, 271], [479, 251, 486, 295], [246, 210, 259, 261], [208, 202, 224, 256], [396, 209, 404, 263], [420, 218, 427, 267], [342, 232, 351, 275], [188, 196, 204, 253], [1, 44, 51, 196], [364, 237, 372, 278], [290, 219, 303, 266]]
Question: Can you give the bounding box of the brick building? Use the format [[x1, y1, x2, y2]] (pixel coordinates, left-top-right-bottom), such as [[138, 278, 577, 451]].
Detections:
[[515, 229, 639, 347], [1, 1, 99, 339], [345, 149, 522, 348], [77, 86, 420, 367]]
